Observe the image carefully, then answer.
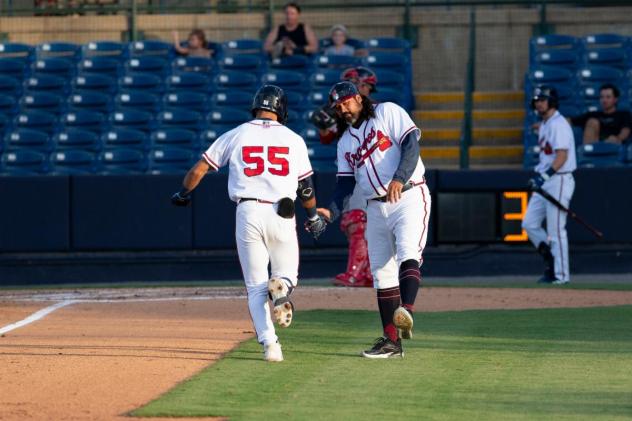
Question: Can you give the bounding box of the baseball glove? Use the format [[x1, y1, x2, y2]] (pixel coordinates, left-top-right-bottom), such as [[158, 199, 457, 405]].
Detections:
[[309, 105, 337, 131], [305, 215, 327, 239]]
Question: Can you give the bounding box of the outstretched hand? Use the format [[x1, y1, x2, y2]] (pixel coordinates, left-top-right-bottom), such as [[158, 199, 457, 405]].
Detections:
[[317, 207, 332, 222]]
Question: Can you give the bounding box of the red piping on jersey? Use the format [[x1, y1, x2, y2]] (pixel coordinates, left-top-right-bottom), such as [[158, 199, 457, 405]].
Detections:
[[202, 152, 219, 170], [349, 130, 381, 196], [364, 123, 387, 192], [557, 176, 566, 280], [298, 170, 314, 181], [399, 126, 417, 145], [418, 184, 429, 263]]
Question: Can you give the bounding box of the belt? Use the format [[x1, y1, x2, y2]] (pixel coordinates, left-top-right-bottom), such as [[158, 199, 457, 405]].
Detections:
[[370, 179, 423, 202], [238, 198, 274, 204]]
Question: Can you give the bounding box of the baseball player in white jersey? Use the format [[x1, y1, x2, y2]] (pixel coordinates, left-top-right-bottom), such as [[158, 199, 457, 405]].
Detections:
[[318, 81, 431, 358], [523, 86, 576, 285], [171, 85, 327, 362]]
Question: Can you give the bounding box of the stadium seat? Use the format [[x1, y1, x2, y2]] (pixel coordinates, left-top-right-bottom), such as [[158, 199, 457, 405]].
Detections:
[[0, 58, 28, 79], [307, 90, 329, 107], [365, 37, 410, 53], [526, 66, 574, 84], [212, 71, 258, 92], [20, 92, 65, 115], [372, 88, 406, 106], [115, 91, 161, 113], [315, 54, 360, 69], [0, 149, 48, 174], [532, 49, 579, 69], [199, 125, 233, 147], [218, 54, 265, 73], [529, 34, 580, 56], [270, 55, 312, 72], [150, 128, 197, 149], [73, 74, 117, 94], [222, 39, 264, 56], [285, 91, 307, 111], [61, 110, 106, 133], [82, 41, 128, 61], [163, 91, 208, 113], [582, 33, 627, 48], [577, 84, 603, 102], [101, 127, 148, 150], [157, 108, 204, 132], [306, 143, 336, 160], [49, 149, 98, 174], [130, 40, 174, 58], [319, 37, 365, 52], [79, 56, 121, 77], [148, 147, 195, 174], [172, 56, 214, 73], [13, 110, 58, 134], [24, 74, 68, 95], [4, 128, 53, 152], [310, 69, 342, 89], [126, 56, 170, 77], [98, 148, 147, 174], [261, 70, 307, 92], [362, 52, 408, 71], [576, 142, 623, 167], [577, 65, 623, 84], [300, 127, 320, 143], [119, 73, 164, 93], [373, 69, 405, 89], [209, 90, 252, 108], [623, 143, 632, 165], [583, 48, 627, 69], [206, 107, 251, 125], [0, 43, 34, 62], [31, 57, 75, 78], [522, 144, 540, 169], [0, 75, 21, 97], [53, 128, 101, 151], [0, 95, 17, 115], [68, 90, 112, 113], [0, 114, 9, 135], [36, 42, 81, 62], [166, 72, 210, 92], [110, 109, 155, 132]]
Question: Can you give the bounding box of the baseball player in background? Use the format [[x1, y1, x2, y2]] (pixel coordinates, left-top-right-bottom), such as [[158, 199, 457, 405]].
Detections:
[[171, 85, 327, 362], [317, 82, 430, 359], [523, 86, 576, 285], [309, 67, 379, 288]]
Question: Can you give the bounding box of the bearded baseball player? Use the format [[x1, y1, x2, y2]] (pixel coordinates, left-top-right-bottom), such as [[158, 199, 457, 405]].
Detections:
[[523, 86, 576, 285], [309, 67, 379, 288], [317, 81, 430, 358], [171, 85, 327, 362]]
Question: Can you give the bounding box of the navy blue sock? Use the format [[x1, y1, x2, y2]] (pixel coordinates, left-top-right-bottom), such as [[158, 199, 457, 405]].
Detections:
[[399, 259, 421, 311]]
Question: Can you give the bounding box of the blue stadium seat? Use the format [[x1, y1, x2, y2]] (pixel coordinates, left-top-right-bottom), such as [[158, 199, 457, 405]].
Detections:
[[31, 57, 75, 78], [319, 37, 365, 52], [49, 149, 97, 174], [98, 148, 147, 174], [577, 65, 623, 84], [82, 41, 128, 61], [68, 90, 112, 113], [13, 110, 58, 134], [218, 54, 265, 73], [73, 74, 117, 94], [115, 91, 161, 113], [212, 71, 258, 92], [577, 84, 603, 102], [157, 108, 204, 132], [0, 95, 17, 115], [307, 90, 329, 107], [315, 54, 360, 69], [0, 43, 34, 62], [20, 92, 65, 115], [365, 37, 410, 53], [172, 56, 214, 73], [261, 70, 307, 92], [286, 91, 307, 111], [101, 127, 148, 150], [79, 56, 121, 77], [529, 34, 580, 57], [24, 74, 68, 95], [0, 114, 9, 135], [526, 66, 574, 84], [373, 69, 405, 89], [110, 109, 155, 132], [163, 91, 208, 113], [0, 75, 21, 97], [119, 73, 164, 93], [166, 72, 210, 92], [306, 143, 336, 160], [209, 90, 252, 108], [199, 127, 227, 148], [150, 128, 197, 149], [557, 103, 582, 119], [53, 128, 101, 151], [363, 52, 408, 71], [532, 49, 579, 69], [4, 128, 53, 152], [287, 121, 306, 135], [310, 69, 342, 88], [222, 39, 264, 56], [148, 147, 195, 174], [130, 40, 174, 58], [372, 88, 406, 106], [206, 107, 251, 125], [270, 55, 312, 72], [36, 42, 81, 62], [1, 149, 48, 174], [623, 143, 632, 165], [300, 127, 320, 143], [582, 33, 627, 48], [61, 110, 106, 133], [576, 142, 623, 168], [126, 56, 170, 76], [0, 58, 28, 79], [522, 144, 540, 169], [583, 48, 627, 69]]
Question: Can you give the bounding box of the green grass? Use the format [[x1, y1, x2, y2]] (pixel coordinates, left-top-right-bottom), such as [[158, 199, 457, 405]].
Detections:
[[133, 306, 632, 420]]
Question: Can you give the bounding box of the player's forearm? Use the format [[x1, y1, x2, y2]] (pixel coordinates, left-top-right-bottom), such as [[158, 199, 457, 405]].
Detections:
[[297, 176, 319, 219], [181, 160, 210, 193], [392, 131, 420, 184], [551, 150, 568, 172]]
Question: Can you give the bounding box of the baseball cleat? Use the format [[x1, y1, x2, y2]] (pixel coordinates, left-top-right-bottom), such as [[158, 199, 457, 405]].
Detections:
[[393, 306, 414, 340], [268, 277, 294, 328], [537, 275, 557, 284], [264, 341, 283, 362], [361, 336, 404, 359], [552, 279, 570, 285]]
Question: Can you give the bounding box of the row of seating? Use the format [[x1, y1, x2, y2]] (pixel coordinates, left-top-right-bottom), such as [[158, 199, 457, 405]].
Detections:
[[530, 33, 632, 69], [524, 142, 632, 169]]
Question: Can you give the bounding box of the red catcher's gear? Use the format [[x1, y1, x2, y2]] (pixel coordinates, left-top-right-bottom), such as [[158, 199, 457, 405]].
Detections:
[[333, 210, 373, 287]]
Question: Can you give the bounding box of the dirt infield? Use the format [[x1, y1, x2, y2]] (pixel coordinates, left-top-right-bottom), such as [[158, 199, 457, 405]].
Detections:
[[1, 286, 632, 421]]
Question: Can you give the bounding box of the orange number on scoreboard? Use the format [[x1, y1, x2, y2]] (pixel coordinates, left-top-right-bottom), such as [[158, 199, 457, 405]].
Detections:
[[503, 191, 528, 242]]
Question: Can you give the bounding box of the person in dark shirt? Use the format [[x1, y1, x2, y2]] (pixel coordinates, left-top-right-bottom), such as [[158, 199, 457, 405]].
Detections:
[[570, 83, 631, 144], [264, 2, 318, 58]]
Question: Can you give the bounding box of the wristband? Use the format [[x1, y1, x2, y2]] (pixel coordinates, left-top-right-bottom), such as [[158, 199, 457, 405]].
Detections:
[[179, 188, 191, 198], [305, 205, 317, 220], [542, 167, 556, 181]]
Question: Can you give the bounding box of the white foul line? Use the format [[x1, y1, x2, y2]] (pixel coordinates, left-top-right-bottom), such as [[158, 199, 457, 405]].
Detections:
[[0, 300, 76, 335]]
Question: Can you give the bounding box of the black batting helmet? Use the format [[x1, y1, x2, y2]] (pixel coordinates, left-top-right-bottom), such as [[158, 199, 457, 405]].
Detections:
[[531, 86, 559, 109], [341, 66, 378, 93], [329, 81, 360, 108], [251, 84, 288, 124]]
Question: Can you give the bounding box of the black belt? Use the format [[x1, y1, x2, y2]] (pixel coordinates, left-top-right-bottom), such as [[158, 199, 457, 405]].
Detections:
[[238, 198, 274, 204], [371, 180, 421, 202]]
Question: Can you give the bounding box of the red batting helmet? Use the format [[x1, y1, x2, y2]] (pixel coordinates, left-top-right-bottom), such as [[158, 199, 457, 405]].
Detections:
[[341, 66, 378, 93]]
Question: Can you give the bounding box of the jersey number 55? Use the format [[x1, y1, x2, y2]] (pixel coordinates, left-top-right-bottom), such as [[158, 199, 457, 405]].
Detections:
[[242, 146, 289, 177]]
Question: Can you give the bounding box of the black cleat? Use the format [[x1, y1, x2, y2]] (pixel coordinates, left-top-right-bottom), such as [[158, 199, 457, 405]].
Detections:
[[361, 336, 404, 359], [537, 275, 558, 284]]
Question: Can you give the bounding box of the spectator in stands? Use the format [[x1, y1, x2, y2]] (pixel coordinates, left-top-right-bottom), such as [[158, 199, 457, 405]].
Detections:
[[324, 25, 355, 57], [172, 29, 213, 58], [570, 83, 631, 144], [264, 2, 318, 58]]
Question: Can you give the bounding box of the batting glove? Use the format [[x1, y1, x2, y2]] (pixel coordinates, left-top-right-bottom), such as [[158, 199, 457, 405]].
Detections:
[[528, 167, 555, 190], [304, 215, 327, 240], [171, 190, 191, 207]]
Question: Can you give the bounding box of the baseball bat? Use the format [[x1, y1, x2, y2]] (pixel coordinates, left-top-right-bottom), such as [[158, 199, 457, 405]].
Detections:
[[531, 184, 604, 239]]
